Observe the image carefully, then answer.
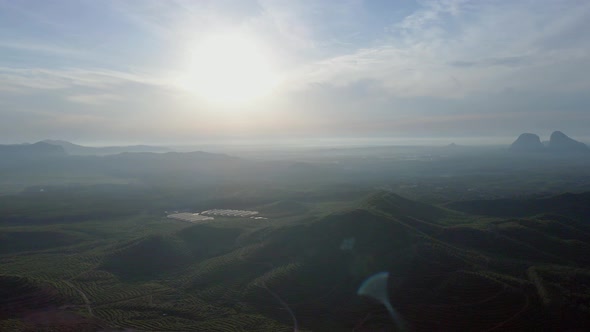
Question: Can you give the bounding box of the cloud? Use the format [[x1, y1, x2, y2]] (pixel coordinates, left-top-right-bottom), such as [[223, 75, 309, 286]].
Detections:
[[1, 0, 590, 140], [0, 41, 87, 57], [0, 67, 176, 92], [396, 0, 468, 32], [286, 0, 590, 100], [448, 56, 532, 68], [65, 93, 122, 105], [257, 0, 365, 50]]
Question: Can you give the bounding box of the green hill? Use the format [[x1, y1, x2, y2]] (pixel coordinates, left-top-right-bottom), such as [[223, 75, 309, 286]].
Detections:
[[0, 275, 100, 331], [237, 206, 550, 331], [3, 189, 590, 331], [102, 225, 242, 281], [234, 195, 590, 330], [0, 230, 86, 254], [177, 224, 242, 258], [257, 200, 309, 217], [101, 235, 192, 280], [0, 275, 62, 319], [365, 191, 450, 221], [447, 192, 590, 219]]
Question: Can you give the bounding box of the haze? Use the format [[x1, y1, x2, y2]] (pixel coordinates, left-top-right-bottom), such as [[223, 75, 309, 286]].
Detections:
[[4, 3, 590, 329], [2, 0, 590, 145]]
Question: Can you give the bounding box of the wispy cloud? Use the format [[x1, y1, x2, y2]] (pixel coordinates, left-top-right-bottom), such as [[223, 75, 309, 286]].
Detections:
[[288, 0, 590, 99], [1, 0, 589, 140], [396, 0, 468, 32], [0, 41, 87, 57], [0, 67, 176, 92], [65, 93, 123, 105]]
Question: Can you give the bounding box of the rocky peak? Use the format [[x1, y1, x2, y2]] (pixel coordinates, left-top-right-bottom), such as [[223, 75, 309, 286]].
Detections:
[[548, 131, 589, 152], [510, 133, 544, 152]]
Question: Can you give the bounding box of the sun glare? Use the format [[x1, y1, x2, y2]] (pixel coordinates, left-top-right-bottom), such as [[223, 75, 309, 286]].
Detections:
[[186, 32, 279, 105]]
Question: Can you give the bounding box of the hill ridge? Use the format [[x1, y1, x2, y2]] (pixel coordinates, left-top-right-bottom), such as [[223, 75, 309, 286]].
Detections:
[[510, 131, 589, 153]]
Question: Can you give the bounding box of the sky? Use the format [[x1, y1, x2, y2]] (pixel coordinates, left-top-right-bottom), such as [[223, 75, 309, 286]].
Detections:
[[1, 0, 590, 145]]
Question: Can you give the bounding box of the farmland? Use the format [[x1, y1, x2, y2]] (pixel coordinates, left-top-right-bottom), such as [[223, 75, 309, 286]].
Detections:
[[2, 183, 590, 331]]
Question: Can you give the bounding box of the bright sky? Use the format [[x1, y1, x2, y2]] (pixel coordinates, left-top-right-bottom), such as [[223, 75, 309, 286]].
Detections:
[[1, 0, 590, 144]]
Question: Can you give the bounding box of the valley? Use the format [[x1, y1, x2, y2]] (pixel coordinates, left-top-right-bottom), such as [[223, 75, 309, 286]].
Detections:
[[2, 139, 590, 331]]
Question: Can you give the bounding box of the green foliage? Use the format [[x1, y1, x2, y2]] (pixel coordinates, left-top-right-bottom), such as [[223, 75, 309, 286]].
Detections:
[[101, 235, 192, 281], [0, 276, 63, 319], [257, 200, 309, 217], [365, 190, 450, 221], [2, 184, 590, 330], [448, 192, 590, 219], [0, 230, 85, 254]]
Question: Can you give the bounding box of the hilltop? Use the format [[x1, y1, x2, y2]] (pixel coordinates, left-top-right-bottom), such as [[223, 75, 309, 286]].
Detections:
[[510, 131, 589, 153], [42, 139, 171, 155], [510, 133, 544, 152], [548, 131, 590, 152], [0, 142, 65, 157]]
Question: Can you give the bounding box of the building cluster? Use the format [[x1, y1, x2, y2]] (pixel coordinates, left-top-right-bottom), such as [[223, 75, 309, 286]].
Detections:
[[167, 213, 214, 223], [200, 209, 259, 217]]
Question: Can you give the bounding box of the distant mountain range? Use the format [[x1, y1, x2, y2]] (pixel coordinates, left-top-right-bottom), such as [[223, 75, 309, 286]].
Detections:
[[42, 140, 171, 155], [0, 141, 239, 181], [0, 140, 171, 157], [0, 141, 66, 157], [448, 191, 590, 220], [510, 131, 589, 153]]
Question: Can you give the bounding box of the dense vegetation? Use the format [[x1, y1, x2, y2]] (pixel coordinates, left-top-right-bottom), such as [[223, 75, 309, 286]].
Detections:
[[2, 185, 590, 331], [2, 143, 590, 331]]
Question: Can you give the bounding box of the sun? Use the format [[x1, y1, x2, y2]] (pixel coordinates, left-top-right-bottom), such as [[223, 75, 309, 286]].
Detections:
[[186, 32, 279, 105]]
